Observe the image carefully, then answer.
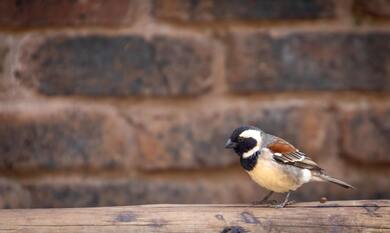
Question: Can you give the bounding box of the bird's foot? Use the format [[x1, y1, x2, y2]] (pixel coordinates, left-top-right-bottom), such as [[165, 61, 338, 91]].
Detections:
[[251, 199, 277, 205], [269, 200, 296, 208], [287, 200, 296, 205]]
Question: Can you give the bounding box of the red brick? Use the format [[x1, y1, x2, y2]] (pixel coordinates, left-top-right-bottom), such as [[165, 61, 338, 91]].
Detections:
[[16, 34, 213, 97], [0, 178, 31, 209], [226, 32, 390, 92], [128, 100, 337, 170], [0, 0, 136, 28], [130, 106, 238, 170], [23, 170, 390, 208], [0, 35, 10, 82], [153, 0, 335, 22], [0, 35, 14, 100], [24, 177, 258, 208], [339, 102, 390, 164], [0, 37, 8, 75], [0, 104, 136, 171], [354, 0, 390, 18]]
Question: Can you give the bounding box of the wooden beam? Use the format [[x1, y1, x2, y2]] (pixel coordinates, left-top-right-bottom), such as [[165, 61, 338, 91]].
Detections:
[[0, 200, 389, 233]]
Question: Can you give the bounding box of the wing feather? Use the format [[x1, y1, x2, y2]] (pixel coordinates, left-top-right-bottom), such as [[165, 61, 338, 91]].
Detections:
[[267, 137, 323, 171]]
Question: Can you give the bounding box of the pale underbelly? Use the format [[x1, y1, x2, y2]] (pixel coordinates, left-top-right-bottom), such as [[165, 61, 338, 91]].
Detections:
[[247, 159, 302, 193]]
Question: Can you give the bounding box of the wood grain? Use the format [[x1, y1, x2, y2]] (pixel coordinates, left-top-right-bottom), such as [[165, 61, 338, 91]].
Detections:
[[0, 200, 389, 233]]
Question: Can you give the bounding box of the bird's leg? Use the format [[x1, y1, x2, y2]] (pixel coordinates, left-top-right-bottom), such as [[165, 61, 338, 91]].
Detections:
[[272, 191, 295, 208], [252, 191, 275, 205]]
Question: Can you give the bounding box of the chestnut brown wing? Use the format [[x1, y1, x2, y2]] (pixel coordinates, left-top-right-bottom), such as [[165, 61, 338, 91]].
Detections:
[[267, 137, 323, 171]]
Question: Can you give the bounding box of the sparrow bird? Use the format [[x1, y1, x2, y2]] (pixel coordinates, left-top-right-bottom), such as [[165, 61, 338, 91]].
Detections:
[[225, 125, 355, 208]]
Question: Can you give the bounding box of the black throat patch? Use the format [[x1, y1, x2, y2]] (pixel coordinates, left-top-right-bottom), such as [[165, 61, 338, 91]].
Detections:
[[240, 151, 259, 171]]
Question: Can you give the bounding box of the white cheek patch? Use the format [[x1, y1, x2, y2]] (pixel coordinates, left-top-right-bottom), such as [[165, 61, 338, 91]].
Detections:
[[240, 129, 262, 158], [242, 145, 260, 158]]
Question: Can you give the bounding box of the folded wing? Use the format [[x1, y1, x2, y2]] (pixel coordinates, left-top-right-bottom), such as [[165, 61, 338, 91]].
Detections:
[[267, 137, 323, 172]]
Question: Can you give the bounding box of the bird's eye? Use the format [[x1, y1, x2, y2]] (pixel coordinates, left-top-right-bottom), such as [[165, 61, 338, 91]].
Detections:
[[238, 138, 244, 142]]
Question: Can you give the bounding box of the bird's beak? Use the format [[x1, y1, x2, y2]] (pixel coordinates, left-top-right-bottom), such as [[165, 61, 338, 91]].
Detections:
[[224, 139, 237, 149]]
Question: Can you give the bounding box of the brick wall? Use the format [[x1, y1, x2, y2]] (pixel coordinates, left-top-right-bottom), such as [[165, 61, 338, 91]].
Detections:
[[0, 0, 389, 208]]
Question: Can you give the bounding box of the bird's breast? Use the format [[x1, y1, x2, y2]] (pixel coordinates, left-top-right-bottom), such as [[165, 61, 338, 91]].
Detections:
[[247, 157, 302, 193]]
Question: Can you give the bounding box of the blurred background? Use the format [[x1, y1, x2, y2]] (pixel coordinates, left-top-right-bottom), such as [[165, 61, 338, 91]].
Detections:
[[0, 0, 389, 209]]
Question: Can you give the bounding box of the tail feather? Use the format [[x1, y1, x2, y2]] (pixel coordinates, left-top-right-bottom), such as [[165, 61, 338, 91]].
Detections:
[[315, 174, 356, 189]]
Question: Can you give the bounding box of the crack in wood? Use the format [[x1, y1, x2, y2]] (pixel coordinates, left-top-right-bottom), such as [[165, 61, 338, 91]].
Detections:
[[240, 211, 260, 224], [114, 211, 136, 222], [221, 226, 247, 233], [363, 204, 381, 217], [215, 214, 225, 221]]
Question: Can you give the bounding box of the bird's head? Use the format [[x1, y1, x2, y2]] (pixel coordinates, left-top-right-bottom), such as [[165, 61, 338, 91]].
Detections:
[[225, 125, 263, 158]]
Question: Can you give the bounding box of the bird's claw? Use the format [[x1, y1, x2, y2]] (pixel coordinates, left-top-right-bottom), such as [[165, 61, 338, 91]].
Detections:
[[272, 203, 285, 208], [268, 200, 296, 208], [287, 200, 296, 205]]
